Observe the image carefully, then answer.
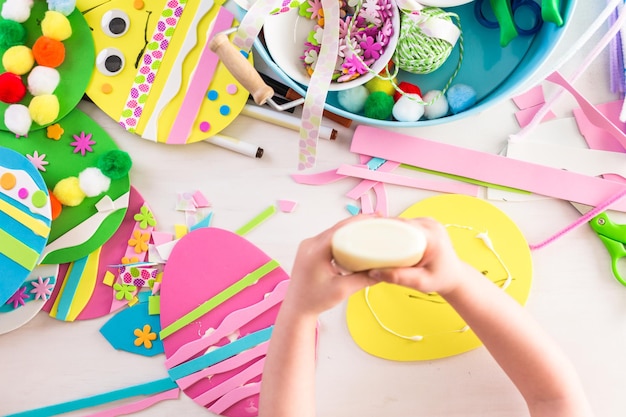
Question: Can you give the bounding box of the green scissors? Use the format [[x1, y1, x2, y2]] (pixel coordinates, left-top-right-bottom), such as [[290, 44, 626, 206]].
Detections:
[[572, 202, 626, 287]]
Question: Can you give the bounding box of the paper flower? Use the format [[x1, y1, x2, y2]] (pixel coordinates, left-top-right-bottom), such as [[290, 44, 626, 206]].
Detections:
[[113, 282, 136, 301], [26, 150, 48, 172], [30, 276, 54, 301], [133, 324, 157, 349], [46, 123, 63, 140], [6, 286, 28, 308], [128, 229, 150, 253], [70, 131, 95, 156], [134, 205, 156, 229]]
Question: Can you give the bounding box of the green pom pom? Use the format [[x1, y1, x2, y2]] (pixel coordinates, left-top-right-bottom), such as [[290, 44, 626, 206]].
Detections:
[[364, 91, 394, 120], [97, 150, 132, 180], [0, 20, 26, 49]]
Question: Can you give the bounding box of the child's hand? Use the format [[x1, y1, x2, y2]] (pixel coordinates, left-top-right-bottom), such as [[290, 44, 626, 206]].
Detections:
[[368, 217, 470, 296]]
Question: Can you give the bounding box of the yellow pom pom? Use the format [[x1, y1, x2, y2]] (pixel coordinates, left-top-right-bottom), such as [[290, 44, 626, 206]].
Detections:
[[2, 45, 34, 75], [365, 77, 397, 96], [29, 94, 59, 125], [53, 177, 86, 207], [41, 11, 72, 41]]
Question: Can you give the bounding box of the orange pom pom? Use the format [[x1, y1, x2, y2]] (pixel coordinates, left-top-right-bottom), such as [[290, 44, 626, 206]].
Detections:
[[32, 36, 65, 68]]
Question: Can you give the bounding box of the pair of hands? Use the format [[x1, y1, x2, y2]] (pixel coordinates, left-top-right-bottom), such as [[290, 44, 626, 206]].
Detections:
[[284, 215, 472, 317]]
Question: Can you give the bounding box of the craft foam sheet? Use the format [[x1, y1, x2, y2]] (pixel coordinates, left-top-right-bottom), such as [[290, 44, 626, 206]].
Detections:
[[1, 107, 131, 265], [0, 0, 95, 133], [0, 264, 59, 335], [42, 187, 152, 321], [160, 227, 290, 416], [76, 0, 250, 144], [0, 147, 52, 306], [346, 194, 533, 361]]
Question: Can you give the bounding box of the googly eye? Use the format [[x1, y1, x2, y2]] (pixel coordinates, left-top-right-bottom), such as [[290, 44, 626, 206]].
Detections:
[[101, 9, 130, 37], [96, 48, 125, 76]]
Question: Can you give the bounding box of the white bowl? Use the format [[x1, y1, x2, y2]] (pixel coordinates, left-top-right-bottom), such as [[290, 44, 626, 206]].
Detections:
[[263, 3, 400, 91]]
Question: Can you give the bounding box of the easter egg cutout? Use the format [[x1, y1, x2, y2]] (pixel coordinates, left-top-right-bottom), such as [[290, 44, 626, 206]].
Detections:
[[1, 107, 131, 265], [0, 0, 95, 135], [346, 194, 533, 361], [43, 187, 156, 321], [0, 147, 52, 306], [160, 227, 290, 416], [76, 0, 251, 144], [0, 264, 59, 335]]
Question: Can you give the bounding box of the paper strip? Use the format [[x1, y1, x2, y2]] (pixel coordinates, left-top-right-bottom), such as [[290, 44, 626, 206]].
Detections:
[[373, 182, 388, 216], [0, 228, 39, 270], [235, 205, 276, 236], [4, 378, 178, 417], [511, 85, 546, 109], [160, 259, 280, 339], [168, 326, 273, 381], [165, 279, 288, 368], [336, 164, 480, 196], [345, 160, 400, 200], [166, 7, 235, 144], [195, 357, 265, 406], [208, 382, 261, 415], [177, 341, 269, 389], [0, 198, 50, 237], [351, 126, 626, 212], [84, 388, 180, 417], [53, 255, 88, 321], [360, 193, 374, 214], [515, 104, 556, 128], [291, 169, 346, 185]]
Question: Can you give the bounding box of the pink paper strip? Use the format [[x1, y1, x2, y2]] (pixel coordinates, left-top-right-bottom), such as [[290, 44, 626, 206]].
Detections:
[[351, 125, 626, 212], [176, 341, 268, 389], [345, 160, 400, 200], [511, 85, 546, 109], [515, 104, 556, 128], [291, 169, 346, 185], [84, 388, 180, 417], [336, 164, 480, 196], [165, 280, 288, 368], [373, 182, 388, 216], [360, 193, 374, 214], [193, 357, 265, 406], [166, 8, 235, 144], [208, 382, 261, 415]]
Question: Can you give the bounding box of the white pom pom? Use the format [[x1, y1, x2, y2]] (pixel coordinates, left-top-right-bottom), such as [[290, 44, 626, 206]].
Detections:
[[27, 66, 61, 96], [392, 93, 424, 122], [422, 90, 449, 120], [5, 104, 32, 137], [78, 167, 111, 197], [337, 85, 370, 113], [1, 0, 34, 22]]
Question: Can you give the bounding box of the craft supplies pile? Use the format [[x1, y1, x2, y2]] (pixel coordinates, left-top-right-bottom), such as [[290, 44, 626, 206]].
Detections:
[[261, 0, 569, 125]]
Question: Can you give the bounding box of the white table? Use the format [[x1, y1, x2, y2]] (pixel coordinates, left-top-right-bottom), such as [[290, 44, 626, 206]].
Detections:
[[2, 1, 625, 416]]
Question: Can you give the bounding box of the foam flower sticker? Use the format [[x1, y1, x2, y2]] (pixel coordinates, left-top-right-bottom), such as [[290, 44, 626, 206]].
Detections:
[[6, 286, 28, 309], [26, 150, 48, 172], [71, 131, 96, 156], [30, 276, 54, 301], [134, 324, 157, 349], [47, 123, 64, 140], [134, 205, 156, 229], [360, 35, 383, 60], [121, 256, 139, 265], [128, 230, 150, 254], [113, 282, 137, 301]]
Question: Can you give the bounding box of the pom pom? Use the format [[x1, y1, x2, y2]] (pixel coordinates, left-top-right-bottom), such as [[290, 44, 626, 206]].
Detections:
[[78, 167, 111, 197], [1, 0, 34, 23], [5, 103, 31, 136], [29, 94, 59, 125], [53, 176, 85, 207], [41, 10, 72, 41], [337, 85, 369, 113], [446, 84, 477, 114], [97, 150, 132, 179], [27, 66, 60, 95], [47, 0, 76, 16], [422, 89, 448, 119], [2, 45, 34, 75], [364, 91, 395, 120], [0, 19, 26, 49], [392, 93, 424, 122], [393, 81, 422, 102], [32, 36, 65, 68], [0, 72, 26, 103], [364, 76, 397, 96]]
